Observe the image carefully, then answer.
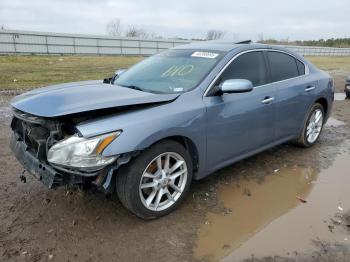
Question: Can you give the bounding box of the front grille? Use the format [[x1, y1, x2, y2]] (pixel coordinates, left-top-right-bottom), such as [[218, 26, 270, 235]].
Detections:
[[11, 113, 51, 161], [11, 109, 66, 161], [11, 109, 77, 162]]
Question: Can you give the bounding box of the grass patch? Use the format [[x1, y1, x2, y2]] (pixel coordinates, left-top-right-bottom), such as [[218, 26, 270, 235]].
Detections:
[[307, 56, 350, 71], [0, 55, 349, 90], [0, 55, 143, 90]]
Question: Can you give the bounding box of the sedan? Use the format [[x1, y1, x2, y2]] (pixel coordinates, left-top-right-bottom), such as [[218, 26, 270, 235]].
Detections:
[[10, 41, 334, 219]]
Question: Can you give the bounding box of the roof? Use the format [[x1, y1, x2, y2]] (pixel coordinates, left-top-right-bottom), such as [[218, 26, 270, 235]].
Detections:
[[173, 40, 270, 52]]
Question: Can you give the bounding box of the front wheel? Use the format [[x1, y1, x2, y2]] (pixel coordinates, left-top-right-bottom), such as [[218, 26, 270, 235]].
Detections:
[[295, 103, 325, 147], [116, 140, 193, 219]]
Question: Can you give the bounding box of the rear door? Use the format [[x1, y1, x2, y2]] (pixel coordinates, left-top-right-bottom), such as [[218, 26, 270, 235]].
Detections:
[[204, 51, 277, 171], [266, 51, 316, 140]]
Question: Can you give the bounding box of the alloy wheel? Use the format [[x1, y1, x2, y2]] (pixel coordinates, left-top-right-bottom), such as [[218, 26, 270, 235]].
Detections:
[[139, 152, 188, 211], [306, 108, 323, 143]]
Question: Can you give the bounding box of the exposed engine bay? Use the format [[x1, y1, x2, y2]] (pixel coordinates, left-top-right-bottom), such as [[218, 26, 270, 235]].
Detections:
[[9, 108, 135, 191]]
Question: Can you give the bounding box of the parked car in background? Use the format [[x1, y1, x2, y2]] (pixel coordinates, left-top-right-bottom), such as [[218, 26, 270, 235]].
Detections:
[[10, 41, 334, 219], [345, 76, 350, 98]]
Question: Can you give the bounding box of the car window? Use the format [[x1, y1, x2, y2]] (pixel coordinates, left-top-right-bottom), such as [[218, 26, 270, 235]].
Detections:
[[218, 51, 268, 87], [296, 59, 306, 75], [114, 49, 224, 94], [267, 51, 299, 82]]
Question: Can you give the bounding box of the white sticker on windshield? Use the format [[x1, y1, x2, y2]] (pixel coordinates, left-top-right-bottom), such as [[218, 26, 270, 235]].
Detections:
[[174, 87, 184, 92], [191, 51, 219, 59]]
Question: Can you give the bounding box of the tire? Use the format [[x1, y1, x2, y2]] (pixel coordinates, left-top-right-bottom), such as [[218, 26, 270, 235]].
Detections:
[[295, 103, 325, 147], [116, 140, 193, 219]]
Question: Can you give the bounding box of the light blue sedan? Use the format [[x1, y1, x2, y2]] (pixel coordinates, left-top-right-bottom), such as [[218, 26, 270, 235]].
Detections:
[[10, 41, 334, 219]]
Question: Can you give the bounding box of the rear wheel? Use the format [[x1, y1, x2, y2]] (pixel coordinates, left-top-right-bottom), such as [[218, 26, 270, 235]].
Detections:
[[116, 140, 192, 219], [296, 103, 324, 147]]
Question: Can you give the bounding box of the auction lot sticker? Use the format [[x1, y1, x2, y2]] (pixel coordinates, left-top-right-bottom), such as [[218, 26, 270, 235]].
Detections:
[[191, 51, 219, 59]]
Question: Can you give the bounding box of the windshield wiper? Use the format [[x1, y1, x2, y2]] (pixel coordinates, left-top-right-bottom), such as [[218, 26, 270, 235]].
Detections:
[[119, 84, 144, 92]]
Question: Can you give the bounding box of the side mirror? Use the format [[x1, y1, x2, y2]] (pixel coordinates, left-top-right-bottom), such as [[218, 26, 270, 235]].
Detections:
[[220, 79, 253, 94], [103, 69, 127, 84]]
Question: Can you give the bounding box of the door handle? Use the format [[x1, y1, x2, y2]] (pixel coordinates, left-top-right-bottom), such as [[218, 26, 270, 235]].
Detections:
[[305, 86, 316, 92], [261, 96, 275, 104]]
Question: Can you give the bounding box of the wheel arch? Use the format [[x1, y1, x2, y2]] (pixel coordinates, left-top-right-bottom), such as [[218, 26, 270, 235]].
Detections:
[[147, 135, 200, 174], [314, 97, 328, 116], [296, 96, 329, 138]]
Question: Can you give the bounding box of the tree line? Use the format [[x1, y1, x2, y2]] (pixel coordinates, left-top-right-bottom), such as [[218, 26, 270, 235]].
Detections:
[[260, 38, 350, 48], [106, 18, 226, 40], [2, 19, 348, 47], [107, 19, 350, 48]]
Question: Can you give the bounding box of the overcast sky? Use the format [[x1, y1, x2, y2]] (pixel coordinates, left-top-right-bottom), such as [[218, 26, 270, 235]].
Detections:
[[0, 0, 349, 41]]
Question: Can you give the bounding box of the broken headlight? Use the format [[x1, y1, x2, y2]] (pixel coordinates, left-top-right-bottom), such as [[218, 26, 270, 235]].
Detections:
[[47, 131, 121, 170]]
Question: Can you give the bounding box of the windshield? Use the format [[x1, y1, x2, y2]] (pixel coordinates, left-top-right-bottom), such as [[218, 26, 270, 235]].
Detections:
[[114, 49, 224, 94]]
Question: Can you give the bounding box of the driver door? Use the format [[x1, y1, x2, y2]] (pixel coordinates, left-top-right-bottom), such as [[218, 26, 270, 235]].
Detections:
[[203, 51, 277, 172]]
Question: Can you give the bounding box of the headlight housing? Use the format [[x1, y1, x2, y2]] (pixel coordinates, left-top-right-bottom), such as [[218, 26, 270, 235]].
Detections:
[[47, 131, 121, 171]]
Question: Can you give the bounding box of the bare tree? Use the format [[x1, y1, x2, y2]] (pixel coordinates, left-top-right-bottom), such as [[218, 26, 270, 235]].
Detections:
[[106, 18, 122, 37], [206, 29, 226, 40], [149, 32, 163, 39], [125, 25, 149, 38], [0, 24, 5, 30], [125, 25, 138, 37]]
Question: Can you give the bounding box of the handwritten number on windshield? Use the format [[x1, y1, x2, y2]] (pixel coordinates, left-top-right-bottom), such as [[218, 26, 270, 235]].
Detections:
[[161, 65, 194, 78]]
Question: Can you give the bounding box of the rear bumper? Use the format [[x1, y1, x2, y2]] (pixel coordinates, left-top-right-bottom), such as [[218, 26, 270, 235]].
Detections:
[[10, 133, 81, 188]]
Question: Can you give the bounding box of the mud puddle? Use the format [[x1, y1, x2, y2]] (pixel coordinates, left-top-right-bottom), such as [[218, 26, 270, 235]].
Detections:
[[334, 93, 348, 101], [194, 153, 350, 262]]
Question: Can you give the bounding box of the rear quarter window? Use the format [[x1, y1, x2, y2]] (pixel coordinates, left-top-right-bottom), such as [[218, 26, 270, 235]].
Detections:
[[267, 51, 299, 82], [296, 59, 306, 75]]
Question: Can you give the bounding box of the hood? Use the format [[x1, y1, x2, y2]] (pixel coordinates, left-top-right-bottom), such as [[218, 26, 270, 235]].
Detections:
[[11, 81, 179, 118]]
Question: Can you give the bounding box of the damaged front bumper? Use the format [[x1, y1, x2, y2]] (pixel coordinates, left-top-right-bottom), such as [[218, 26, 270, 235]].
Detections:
[[9, 109, 133, 191], [10, 133, 132, 191], [10, 133, 83, 188]]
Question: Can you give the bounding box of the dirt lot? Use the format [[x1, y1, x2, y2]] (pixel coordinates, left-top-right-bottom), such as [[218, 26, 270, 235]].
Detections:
[[0, 56, 350, 262]]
